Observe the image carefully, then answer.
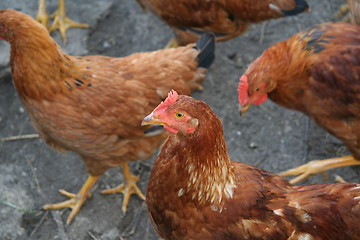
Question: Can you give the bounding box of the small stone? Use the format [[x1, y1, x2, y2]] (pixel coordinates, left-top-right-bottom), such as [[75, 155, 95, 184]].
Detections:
[[235, 56, 244, 68], [249, 142, 257, 149], [227, 52, 236, 60], [284, 125, 292, 133], [103, 40, 111, 48]]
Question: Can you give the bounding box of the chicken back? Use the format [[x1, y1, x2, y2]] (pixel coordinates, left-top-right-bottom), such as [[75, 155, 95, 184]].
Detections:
[[137, 0, 309, 45], [238, 22, 360, 184]]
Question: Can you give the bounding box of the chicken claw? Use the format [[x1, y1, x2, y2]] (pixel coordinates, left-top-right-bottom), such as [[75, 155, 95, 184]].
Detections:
[[278, 155, 360, 184], [43, 175, 99, 224], [101, 163, 146, 213], [36, 0, 88, 43], [49, 0, 89, 43]]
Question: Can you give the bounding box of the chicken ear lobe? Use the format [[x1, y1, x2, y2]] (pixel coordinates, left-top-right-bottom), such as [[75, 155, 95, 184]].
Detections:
[[189, 118, 199, 127], [186, 118, 199, 133]]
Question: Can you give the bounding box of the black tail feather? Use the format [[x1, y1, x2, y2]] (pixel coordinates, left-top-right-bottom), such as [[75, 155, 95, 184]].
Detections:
[[194, 33, 215, 69], [282, 0, 310, 16]]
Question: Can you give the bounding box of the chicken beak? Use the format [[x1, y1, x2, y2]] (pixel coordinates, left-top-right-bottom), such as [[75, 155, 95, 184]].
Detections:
[[141, 113, 164, 126], [239, 104, 251, 117]]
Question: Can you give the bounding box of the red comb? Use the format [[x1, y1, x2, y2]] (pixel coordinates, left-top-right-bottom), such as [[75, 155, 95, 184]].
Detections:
[[153, 90, 179, 112], [238, 75, 249, 106]]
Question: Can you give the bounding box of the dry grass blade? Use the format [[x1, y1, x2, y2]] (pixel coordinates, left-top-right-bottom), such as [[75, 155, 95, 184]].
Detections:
[[88, 231, 101, 240], [0, 199, 39, 213], [30, 211, 49, 237], [26, 156, 45, 199], [1, 133, 39, 142], [50, 211, 69, 240]]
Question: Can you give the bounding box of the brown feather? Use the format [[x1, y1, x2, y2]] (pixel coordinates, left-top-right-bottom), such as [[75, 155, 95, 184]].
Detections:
[[1, 9, 211, 176], [146, 95, 360, 240], [137, 0, 309, 45], [242, 22, 360, 161]]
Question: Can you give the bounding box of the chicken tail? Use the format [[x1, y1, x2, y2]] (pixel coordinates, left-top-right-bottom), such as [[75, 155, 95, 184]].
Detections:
[[282, 0, 310, 16], [194, 33, 215, 69]]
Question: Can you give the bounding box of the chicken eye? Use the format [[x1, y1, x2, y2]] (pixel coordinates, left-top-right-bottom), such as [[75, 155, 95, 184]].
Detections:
[[255, 88, 260, 92], [175, 112, 185, 119]]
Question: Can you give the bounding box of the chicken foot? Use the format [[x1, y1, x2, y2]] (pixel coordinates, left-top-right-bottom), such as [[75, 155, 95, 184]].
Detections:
[[278, 155, 360, 184], [101, 162, 146, 213], [336, 4, 350, 22], [36, 0, 50, 29], [36, 0, 89, 43], [43, 175, 99, 224]]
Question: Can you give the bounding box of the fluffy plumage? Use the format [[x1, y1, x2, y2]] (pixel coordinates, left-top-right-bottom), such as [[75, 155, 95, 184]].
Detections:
[[143, 92, 360, 240], [238, 22, 360, 184], [0, 9, 215, 224], [137, 0, 309, 45]]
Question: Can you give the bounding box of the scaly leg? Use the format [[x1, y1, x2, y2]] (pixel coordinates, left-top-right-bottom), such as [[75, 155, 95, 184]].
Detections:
[[49, 0, 89, 43], [36, 0, 50, 29], [168, 28, 196, 48], [336, 4, 350, 22], [43, 175, 99, 224], [101, 162, 146, 213], [278, 155, 360, 184], [165, 39, 180, 48]]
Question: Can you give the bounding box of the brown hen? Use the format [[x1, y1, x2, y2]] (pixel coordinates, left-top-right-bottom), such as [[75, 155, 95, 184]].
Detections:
[[0, 9, 215, 224], [137, 0, 309, 46], [143, 91, 360, 240], [238, 22, 360, 184]]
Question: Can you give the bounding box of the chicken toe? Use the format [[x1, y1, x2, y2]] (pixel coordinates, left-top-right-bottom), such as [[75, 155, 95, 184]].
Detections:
[[48, 0, 89, 43], [336, 4, 350, 22], [36, 0, 50, 29], [43, 175, 99, 224], [101, 163, 146, 213], [278, 155, 360, 184]]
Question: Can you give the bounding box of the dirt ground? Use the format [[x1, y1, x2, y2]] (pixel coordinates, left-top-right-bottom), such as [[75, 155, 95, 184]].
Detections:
[[1, 0, 359, 239]]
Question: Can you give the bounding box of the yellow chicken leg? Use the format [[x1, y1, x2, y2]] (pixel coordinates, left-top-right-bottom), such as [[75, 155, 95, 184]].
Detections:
[[49, 0, 89, 43], [166, 38, 180, 48], [336, 4, 350, 21], [36, 0, 50, 29], [278, 155, 360, 184], [36, 0, 89, 43], [43, 175, 99, 224], [101, 162, 146, 213]]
